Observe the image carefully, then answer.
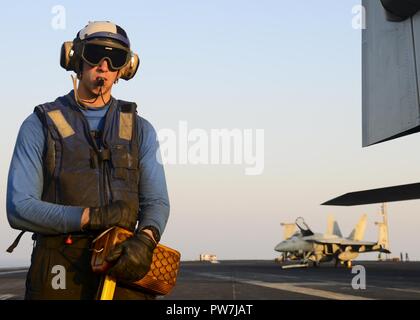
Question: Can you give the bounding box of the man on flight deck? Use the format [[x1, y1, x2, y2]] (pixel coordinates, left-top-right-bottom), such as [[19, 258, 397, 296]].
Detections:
[[6, 21, 170, 299]]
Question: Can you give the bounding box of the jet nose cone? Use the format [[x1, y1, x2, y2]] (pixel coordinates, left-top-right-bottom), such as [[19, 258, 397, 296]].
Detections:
[[275, 242, 286, 252]]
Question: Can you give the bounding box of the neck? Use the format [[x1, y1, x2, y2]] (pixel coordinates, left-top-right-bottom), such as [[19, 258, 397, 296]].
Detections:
[[77, 83, 111, 108]]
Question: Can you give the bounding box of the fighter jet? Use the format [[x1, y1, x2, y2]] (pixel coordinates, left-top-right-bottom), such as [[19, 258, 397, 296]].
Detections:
[[274, 210, 391, 268]]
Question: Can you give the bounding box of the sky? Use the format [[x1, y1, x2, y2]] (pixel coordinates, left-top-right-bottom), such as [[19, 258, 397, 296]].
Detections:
[[1, 0, 419, 267]]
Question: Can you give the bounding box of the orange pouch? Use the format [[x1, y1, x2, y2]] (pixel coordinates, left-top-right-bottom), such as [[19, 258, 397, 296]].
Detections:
[[91, 227, 181, 295]]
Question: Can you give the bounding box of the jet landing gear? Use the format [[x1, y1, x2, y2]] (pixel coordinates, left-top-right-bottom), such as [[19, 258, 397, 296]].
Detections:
[[334, 259, 339, 268], [335, 259, 352, 268]]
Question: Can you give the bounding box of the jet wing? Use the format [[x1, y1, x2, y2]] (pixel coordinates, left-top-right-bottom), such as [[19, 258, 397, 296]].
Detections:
[[321, 182, 420, 206], [312, 239, 375, 245], [312, 239, 391, 253], [339, 240, 377, 246], [300, 237, 340, 244], [312, 238, 344, 244]]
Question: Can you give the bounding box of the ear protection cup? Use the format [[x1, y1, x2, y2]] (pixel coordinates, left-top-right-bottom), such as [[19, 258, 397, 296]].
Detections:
[[119, 53, 140, 80], [60, 41, 76, 71]]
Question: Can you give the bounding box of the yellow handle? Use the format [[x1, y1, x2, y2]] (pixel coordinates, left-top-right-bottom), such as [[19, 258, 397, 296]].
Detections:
[[100, 275, 117, 300]]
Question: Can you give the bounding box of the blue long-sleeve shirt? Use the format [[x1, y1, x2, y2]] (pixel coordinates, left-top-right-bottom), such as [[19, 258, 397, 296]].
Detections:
[[6, 95, 169, 236]]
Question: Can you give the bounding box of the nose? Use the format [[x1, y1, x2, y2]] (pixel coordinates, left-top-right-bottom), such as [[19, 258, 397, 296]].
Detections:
[[97, 58, 110, 72]]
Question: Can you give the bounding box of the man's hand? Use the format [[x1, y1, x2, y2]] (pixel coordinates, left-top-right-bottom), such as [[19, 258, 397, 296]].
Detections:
[[105, 231, 157, 283], [84, 200, 138, 231]]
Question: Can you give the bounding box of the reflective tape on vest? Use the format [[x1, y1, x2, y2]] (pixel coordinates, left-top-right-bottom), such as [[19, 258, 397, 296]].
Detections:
[[119, 112, 132, 140], [47, 110, 75, 138]]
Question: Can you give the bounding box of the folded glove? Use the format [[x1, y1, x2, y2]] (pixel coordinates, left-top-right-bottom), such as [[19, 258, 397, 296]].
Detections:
[[86, 200, 138, 231], [105, 231, 157, 283]]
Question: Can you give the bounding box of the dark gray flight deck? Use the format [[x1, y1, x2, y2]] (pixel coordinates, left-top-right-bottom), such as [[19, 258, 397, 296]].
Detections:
[[1, 261, 420, 300]]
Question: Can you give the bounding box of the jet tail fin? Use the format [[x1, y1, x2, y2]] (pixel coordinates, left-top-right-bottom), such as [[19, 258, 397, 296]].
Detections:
[[333, 221, 342, 237], [327, 214, 343, 237], [347, 214, 367, 241], [280, 222, 296, 240]]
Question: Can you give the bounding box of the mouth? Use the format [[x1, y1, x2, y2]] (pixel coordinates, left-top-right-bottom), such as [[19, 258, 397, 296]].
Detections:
[[95, 77, 107, 87]]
